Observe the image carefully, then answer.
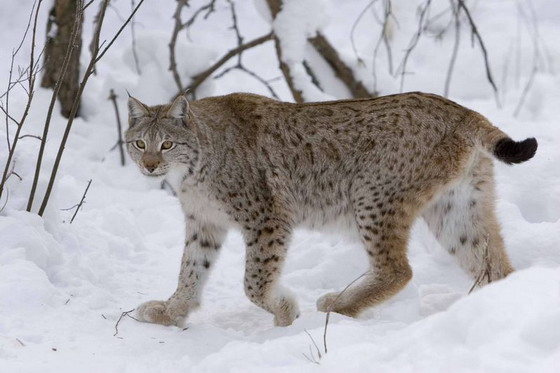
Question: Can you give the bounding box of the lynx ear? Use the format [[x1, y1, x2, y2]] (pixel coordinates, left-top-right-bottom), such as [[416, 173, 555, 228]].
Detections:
[[167, 95, 190, 119], [128, 97, 149, 119]]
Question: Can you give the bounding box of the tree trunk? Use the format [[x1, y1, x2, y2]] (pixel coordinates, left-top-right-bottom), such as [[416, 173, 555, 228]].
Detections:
[[41, 0, 83, 118]]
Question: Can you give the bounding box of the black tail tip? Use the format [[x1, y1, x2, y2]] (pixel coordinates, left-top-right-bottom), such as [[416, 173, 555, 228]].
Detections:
[[494, 137, 538, 164]]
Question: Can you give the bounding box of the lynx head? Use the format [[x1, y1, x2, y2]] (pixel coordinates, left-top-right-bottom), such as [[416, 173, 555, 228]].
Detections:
[[125, 95, 199, 178]]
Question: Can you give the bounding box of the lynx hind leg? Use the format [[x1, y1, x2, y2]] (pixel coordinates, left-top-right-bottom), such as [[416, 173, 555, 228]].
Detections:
[[422, 155, 514, 285], [317, 187, 414, 317]]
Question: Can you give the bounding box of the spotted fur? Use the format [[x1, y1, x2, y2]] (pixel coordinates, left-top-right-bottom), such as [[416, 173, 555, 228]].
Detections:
[[126, 92, 537, 327]]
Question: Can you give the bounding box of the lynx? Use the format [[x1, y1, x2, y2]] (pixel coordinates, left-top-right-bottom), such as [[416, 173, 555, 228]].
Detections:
[[125, 92, 537, 327]]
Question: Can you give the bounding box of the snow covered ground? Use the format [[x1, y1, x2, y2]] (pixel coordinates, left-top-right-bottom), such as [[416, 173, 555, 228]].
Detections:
[[1, 0, 559, 372]]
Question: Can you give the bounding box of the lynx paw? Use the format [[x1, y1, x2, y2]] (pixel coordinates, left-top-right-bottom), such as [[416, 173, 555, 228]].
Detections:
[[136, 300, 185, 327], [316, 292, 358, 317], [316, 292, 339, 313], [273, 295, 300, 327]]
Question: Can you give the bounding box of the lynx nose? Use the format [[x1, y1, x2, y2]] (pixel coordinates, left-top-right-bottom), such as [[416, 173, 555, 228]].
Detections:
[[142, 154, 161, 173], [145, 164, 157, 173]]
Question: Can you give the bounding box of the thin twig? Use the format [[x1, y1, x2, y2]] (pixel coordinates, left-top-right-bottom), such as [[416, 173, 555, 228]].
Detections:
[[89, 0, 109, 75], [10, 172, 22, 181], [468, 235, 491, 294], [443, 0, 460, 97], [82, 0, 96, 12], [94, 0, 146, 64], [323, 271, 369, 354], [27, 0, 83, 212], [514, 2, 543, 117], [161, 179, 178, 196], [456, 0, 500, 106], [397, 0, 432, 92], [0, 0, 44, 204], [182, 0, 218, 33], [169, 0, 190, 92], [108, 89, 126, 165], [114, 308, 136, 337], [185, 33, 274, 96], [227, 0, 243, 64], [209, 1, 280, 99], [3, 0, 37, 152], [169, 0, 218, 91], [0, 189, 9, 214], [302, 60, 323, 93], [130, 0, 142, 74], [67, 179, 92, 224], [303, 329, 322, 363], [350, 0, 377, 66], [372, 0, 395, 92], [19, 134, 42, 141]]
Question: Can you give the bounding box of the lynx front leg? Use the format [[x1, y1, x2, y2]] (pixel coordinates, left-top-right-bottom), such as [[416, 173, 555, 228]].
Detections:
[[243, 220, 299, 326], [136, 217, 226, 327]]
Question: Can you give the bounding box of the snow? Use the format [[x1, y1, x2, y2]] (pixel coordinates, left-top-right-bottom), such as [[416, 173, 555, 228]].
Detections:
[[1, 0, 560, 372]]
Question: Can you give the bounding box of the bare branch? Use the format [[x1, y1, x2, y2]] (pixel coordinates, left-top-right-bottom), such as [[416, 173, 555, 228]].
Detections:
[[303, 329, 322, 363], [130, 0, 142, 74], [169, 0, 190, 92], [309, 33, 373, 98], [0, 0, 44, 204], [182, 0, 218, 31], [0, 103, 21, 128], [350, 0, 376, 66], [443, 0, 460, 97], [67, 179, 92, 223], [209, 0, 280, 99], [396, 0, 432, 93], [456, 0, 499, 105], [468, 235, 490, 294], [108, 89, 126, 166], [27, 0, 84, 212], [37, 0, 146, 216], [514, 1, 545, 117], [161, 179, 177, 196], [0, 189, 9, 214], [94, 0, 145, 63], [89, 0, 110, 75], [82, 0, 96, 12], [302, 60, 323, 93], [19, 134, 42, 141], [186, 33, 274, 95], [169, 0, 218, 92], [3, 0, 38, 153], [227, 0, 243, 64], [371, 0, 394, 92], [114, 308, 137, 337], [323, 271, 369, 354]]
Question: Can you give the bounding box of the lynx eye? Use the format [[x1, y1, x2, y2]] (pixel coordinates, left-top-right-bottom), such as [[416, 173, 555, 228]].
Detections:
[[161, 141, 174, 150], [135, 140, 146, 149]]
